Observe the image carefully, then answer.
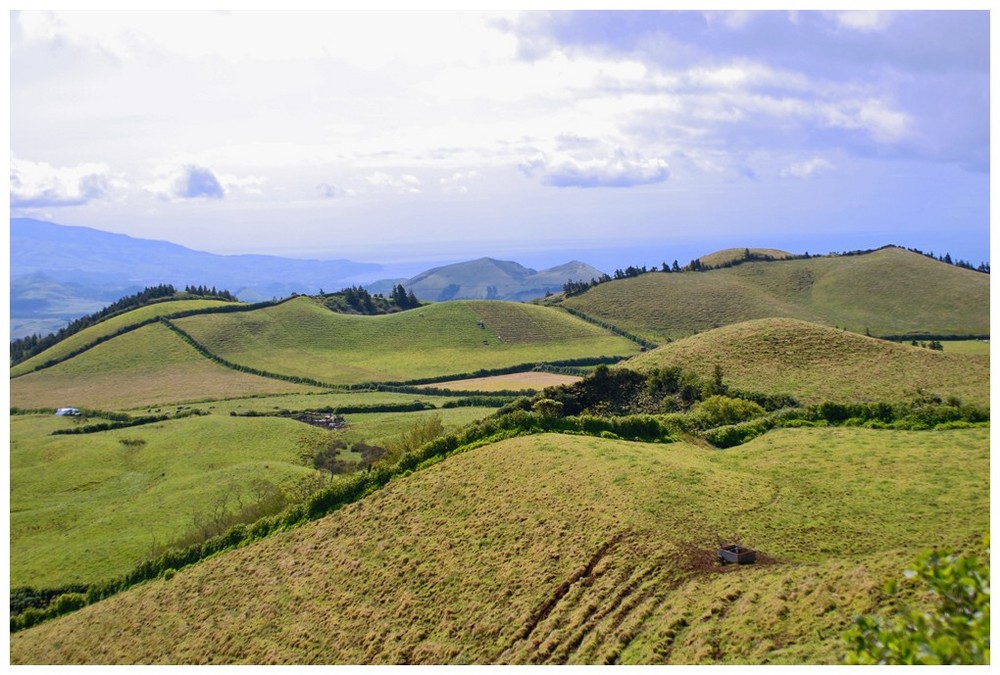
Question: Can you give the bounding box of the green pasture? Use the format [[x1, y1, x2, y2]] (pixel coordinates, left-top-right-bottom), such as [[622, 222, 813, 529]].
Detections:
[[626, 318, 990, 406], [9, 322, 320, 411], [172, 297, 639, 385], [11, 298, 234, 377], [10, 425, 988, 664], [9, 413, 332, 588], [563, 247, 989, 343]]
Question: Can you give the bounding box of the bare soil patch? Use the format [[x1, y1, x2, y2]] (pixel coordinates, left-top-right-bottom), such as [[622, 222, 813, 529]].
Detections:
[[416, 372, 581, 392]]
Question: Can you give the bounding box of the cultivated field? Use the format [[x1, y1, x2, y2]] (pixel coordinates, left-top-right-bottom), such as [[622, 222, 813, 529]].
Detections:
[[10, 427, 988, 664], [562, 247, 990, 343], [625, 318, 990, 406], [416, 372, 582, 392]]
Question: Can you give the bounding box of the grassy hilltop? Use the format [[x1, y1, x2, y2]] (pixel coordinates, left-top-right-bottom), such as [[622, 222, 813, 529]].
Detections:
[[171, 297, 639, 385], [561, 247, 989, 343], [624, 318, 990, 406], [10, 427, 988, 664]]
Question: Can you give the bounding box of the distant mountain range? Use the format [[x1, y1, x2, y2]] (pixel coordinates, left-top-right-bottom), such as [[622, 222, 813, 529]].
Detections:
[[9, 218, 606, 339]]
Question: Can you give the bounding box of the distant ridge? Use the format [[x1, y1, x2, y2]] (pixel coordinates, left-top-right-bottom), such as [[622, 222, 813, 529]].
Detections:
[[369, 257, 606, 302]]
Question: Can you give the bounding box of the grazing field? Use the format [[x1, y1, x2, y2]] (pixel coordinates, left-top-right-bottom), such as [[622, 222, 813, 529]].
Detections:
[[10, 298, 234, 377], [11, 426, 988, 664], [562, 247, 989, 343], [9, 414, 333, 588], [625, 318, 990, 406], [939, 339, 990, 355], [9, 322, 321, 410], [416, 372, 582, 392], [172, 297, 639, 385]]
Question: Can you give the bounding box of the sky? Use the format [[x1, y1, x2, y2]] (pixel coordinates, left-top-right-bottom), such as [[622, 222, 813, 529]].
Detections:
[[8, 8, 992, 277]]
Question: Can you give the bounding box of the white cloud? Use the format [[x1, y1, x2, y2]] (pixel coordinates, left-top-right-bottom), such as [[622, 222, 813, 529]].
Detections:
[[10, 155, 124, 208], [780, 157, 835, 178], [365, 171, 421, 195], [827, 11, 895, 33], [520, 147, 669, 188], [439, 170, 481, 195], [316, 183, 356, 199]]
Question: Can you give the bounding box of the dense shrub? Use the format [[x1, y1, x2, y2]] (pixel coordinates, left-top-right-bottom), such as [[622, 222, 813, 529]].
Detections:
[[691, 395, 767, 429], [702, 418, 774, 448], [845, 538, 990, 664]]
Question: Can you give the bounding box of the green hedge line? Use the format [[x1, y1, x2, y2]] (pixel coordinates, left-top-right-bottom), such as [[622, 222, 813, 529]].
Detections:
[[559, 307, 659, 350]]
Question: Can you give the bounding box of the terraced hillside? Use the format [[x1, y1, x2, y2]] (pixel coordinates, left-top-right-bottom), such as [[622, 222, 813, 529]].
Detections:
[[172, 297, 639, 384], [11, 427, 988, 664], [624, 318, 989, 406], [562, 247, 989, 343], [9, 322, 321, 410]]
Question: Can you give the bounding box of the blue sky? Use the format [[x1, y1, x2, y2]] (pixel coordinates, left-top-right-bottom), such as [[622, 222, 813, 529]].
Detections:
[[9, 9, 991, 276]]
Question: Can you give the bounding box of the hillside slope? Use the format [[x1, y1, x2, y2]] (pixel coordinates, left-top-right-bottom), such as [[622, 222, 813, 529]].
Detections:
[[562, 247, 989, 342], [10, 298, 235, 377], [172, 297, 639, 384], [9, 322, 321, 410], [624, 318, 989, 406], [10, 427, 989, 664]]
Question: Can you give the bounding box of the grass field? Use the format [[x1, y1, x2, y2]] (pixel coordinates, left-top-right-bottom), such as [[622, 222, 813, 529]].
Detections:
[[172, 297, 640, 385], [10, 426, 988, 664], [625, 318, 990, 406], [9, 400, 496, 589], [939, 339, 990, 355], [562, 247, 989, 343], [9, 322, 322, 410], [9, 414, 334, 588], [10, 298, 235, 377]]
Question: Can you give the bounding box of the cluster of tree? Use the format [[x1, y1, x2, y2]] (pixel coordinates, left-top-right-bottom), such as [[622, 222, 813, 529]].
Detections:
[[313, 440, 387, 475], [320, 284, 420, 315], [181, 284, 237, 300], [904, 247, 989, 273], [562, 250, 809, 297], [911, 339, 945, 351]]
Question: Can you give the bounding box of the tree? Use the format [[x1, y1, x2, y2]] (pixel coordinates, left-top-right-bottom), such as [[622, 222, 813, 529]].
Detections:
[[845, 538, 990, 664]]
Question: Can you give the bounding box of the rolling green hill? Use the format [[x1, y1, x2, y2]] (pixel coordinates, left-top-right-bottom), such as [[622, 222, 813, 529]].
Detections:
[[10, 427, 988, 664], [624, 318, 989, 406], [561, 247, 989, 343], [10, 298, 234, 377], [9, 322, 322, 410], [171, 297, 640, 385]]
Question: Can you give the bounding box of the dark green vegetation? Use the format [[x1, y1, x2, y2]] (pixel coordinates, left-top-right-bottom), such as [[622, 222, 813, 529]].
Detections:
[[8, 243, 989, 664], [557, 247, 989, 343]]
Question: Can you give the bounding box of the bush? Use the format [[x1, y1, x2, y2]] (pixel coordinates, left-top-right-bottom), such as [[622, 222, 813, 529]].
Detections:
[[845, 538, 990, 664], [701, 418, 774, 448], [692, 395, 766, 429]]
